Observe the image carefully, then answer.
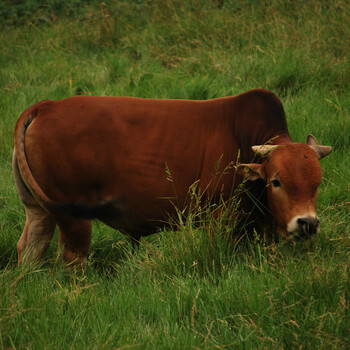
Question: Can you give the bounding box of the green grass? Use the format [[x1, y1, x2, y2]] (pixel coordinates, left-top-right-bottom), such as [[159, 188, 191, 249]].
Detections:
[[0, 0, 349, 349]]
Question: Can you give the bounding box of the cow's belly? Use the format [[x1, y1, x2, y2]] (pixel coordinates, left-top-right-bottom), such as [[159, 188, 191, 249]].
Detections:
[[100, 194, 174, 229]]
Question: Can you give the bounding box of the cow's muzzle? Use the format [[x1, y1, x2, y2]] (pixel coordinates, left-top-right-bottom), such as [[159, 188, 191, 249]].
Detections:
[[286, 215, 320, 240], [295, 217, 320, 238]]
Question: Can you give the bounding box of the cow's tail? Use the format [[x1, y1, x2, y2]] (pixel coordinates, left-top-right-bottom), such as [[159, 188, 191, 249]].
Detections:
[[14, 101, 54, 209]]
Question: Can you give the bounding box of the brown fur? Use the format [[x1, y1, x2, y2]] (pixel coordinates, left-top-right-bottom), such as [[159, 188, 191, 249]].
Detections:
[[13, 89, 331, 265]]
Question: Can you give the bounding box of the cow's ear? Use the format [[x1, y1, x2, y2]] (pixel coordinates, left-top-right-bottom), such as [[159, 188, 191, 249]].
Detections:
[[236, 163, 266, 181]]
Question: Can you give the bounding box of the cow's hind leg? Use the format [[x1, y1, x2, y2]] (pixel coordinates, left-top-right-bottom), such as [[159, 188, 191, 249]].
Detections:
[[56, 215, 92, 266], [13, 153, 56, 265], [17, 206, 56, 265]]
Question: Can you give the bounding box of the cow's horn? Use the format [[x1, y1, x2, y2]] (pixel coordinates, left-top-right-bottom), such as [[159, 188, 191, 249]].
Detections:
[[307, 134, 332, 159], [252, 144, 280, 156]]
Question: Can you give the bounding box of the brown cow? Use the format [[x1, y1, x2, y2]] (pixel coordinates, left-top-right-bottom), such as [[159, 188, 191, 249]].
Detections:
[[13, 89, 332, 265]]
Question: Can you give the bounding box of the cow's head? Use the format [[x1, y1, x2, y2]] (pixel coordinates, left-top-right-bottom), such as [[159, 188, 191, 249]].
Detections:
[[237, 135, 332, 240]]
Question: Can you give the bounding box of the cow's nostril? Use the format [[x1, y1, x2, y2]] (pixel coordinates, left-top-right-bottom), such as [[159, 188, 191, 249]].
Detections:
[[297, 217, 320, 235]]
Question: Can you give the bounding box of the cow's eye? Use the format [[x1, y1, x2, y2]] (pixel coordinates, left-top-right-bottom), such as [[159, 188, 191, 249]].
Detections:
[[272, 179, 281, 187]]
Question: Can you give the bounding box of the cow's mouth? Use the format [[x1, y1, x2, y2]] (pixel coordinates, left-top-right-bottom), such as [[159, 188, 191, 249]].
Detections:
[[289, 230, 317, 241]]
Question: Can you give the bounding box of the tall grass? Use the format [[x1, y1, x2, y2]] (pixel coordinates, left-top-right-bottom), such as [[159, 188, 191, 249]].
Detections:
[[0, 0, 349, 348]]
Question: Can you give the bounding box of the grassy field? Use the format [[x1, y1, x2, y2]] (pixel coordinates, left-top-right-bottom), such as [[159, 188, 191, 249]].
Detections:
[[0, 0, 349, 349]]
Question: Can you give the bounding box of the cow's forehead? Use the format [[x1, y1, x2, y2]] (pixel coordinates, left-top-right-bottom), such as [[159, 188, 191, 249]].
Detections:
[[265, 143, 322, 183]]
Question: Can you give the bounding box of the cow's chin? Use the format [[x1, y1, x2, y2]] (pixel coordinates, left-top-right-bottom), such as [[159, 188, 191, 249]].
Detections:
[[276, 225, 294, 241]]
